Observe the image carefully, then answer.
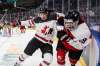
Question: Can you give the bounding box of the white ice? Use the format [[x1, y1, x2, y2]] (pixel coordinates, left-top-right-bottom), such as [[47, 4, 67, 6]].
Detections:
[[0, 28, 81, 66]]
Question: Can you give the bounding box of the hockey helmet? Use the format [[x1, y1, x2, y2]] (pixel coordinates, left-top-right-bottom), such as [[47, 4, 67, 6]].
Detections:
[[39, 8, 48, 20], [64, 10, 80, 30]]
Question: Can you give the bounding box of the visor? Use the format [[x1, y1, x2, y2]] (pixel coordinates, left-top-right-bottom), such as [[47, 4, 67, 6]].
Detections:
[[64, 19, 73, 23]]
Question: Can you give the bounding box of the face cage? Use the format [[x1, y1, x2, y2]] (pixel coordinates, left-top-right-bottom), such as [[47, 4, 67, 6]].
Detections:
[[64, 21, 79, 31]]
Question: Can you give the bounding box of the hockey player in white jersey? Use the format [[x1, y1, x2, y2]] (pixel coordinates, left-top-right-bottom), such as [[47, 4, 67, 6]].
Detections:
[[14, 9, 57, 66], [56, 10, 91, 66]]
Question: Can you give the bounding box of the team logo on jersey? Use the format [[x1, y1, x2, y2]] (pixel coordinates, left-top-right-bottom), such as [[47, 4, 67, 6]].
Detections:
[[41, 25, 53, 35]]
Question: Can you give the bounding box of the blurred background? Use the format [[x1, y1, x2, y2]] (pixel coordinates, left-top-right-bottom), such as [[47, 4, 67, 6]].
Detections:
[[0, 0, 100, 66]]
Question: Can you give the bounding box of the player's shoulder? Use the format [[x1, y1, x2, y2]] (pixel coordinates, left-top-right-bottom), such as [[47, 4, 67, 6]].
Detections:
[[78, 22, 88, 29], [48, 20, 57, 22], [47, 20, 57, 25]]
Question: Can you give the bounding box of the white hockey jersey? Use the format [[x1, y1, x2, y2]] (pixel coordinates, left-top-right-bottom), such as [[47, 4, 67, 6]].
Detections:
[[35, 20, 57, 44], [63, 22, 91, 50]]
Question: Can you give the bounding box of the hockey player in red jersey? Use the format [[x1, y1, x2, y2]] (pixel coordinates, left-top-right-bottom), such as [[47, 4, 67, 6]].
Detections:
[[14, 9, 57, 66], [56, 10, 91, 66]]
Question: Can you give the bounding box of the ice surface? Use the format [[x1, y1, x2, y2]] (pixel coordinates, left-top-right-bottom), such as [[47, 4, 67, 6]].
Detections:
[[0, 28, 81, 66]]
